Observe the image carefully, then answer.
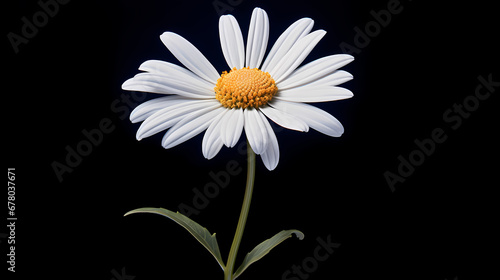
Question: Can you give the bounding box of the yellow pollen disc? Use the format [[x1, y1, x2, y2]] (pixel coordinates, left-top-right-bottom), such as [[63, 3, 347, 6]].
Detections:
[[214, 67, 278, 109]]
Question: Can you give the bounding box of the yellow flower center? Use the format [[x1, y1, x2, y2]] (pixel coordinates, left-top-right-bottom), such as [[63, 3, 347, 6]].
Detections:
[[214, 67, 278, 109]]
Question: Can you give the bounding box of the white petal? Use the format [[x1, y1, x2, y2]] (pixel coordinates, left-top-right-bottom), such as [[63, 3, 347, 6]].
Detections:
[[277, 54, 354, 90], [130, 96, 187, 123], [219, 15, 245, 70], [260, 117, 279, 171], [259, 105, 308, 132], [139, 60, 215, 90], [305, 70, 353, 88], [162, 106, 225, 149], [160, 32, 219, 83], [220, 108, 244, 148], [271, 30, 327, 84], [243, 108, 269, 154], [136, 100, 218, 140], [245, 8, 269, 68], [275, 86, 353, 103], [122, 73, 214, 99], [202, 110, 227, 159], [261, 18, 314, 73], [269, 100, 344, 137]]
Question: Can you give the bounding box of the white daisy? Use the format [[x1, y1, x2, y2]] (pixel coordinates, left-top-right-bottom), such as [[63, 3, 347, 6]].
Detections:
[[122, 7, 354, 170]]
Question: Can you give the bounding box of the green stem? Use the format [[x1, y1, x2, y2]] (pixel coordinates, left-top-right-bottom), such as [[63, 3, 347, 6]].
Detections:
[[224, 141, 256, 280]]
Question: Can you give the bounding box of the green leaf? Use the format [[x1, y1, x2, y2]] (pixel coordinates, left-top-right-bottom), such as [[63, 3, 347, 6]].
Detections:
[[124, 207, 225, 270], [233, 229, 304, 279]]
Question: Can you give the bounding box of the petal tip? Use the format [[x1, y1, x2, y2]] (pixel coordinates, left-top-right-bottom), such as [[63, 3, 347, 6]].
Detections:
[[265, 165, 277, 171], [121, 79, 133, 90], [160, 31, 175, 38], [343, 54, 355, 63]]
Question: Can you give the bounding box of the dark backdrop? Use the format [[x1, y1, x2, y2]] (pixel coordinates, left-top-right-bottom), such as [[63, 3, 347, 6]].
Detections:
[[4, 0, 498, 280]]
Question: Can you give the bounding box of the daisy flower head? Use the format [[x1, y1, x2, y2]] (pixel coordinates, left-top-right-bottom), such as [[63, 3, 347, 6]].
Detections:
[[122, 7, 354, 171]]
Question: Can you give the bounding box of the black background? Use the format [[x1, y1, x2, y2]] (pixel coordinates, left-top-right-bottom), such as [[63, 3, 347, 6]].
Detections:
[[3, 0, 498, 280]]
